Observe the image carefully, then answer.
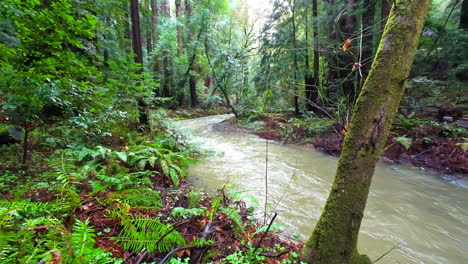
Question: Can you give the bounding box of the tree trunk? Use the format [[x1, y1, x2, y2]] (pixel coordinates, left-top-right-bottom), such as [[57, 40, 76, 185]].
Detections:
[[189, 75, 198, 106], [151, 0, 159, 48], [130, 0, 148, 128], [175, 0, 184, 56], [312, 0, 320, 110], [175, 0, 186, 106], [185, 0, 198, 107], [160, 0, 172, 98], [130, 0, 143, 66], [304, 8, 316, 112], [301, 0, 430, 263], [461, 0, 468, 29], [291, 0, 299, 116]]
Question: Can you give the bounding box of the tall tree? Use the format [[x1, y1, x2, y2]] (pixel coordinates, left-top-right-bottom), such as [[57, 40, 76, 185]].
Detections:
[[185, 0, 198, 107], [130, 0, 148, 127], [301, 0, 431, 263], [290, 0, 300, 116], [461, 0, 468, 29], [130, 0, 143, 66], [304, 5, 315, 111], [175, 0, 186, 106], [175, 0, 184, 56]]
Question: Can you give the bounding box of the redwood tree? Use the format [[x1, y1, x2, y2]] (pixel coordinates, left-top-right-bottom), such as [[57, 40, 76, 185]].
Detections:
[[301, 0, 431, 263]]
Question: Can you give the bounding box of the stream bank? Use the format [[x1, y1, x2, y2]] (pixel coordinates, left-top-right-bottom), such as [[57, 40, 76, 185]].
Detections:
[[205, 111, 467, 176], [180, 114, 468, 264]]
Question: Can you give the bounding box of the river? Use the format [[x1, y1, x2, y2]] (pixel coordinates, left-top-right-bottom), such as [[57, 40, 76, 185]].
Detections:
[[179, 114, 468, 264]]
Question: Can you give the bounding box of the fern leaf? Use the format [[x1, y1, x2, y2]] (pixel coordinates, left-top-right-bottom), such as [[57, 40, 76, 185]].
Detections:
[[219, 207, 245, 233], [114, 217, 185, 253]]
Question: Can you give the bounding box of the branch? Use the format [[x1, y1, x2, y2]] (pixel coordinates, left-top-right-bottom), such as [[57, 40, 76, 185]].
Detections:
[[372, 242, 402, 263], [253, 212, 278, 254]]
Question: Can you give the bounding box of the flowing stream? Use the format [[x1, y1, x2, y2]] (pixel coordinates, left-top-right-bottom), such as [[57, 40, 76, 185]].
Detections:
[[179, 115, 468, 264]]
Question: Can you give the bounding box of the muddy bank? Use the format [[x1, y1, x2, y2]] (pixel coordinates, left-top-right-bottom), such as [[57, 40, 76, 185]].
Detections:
[[209, 114, 467, 175]]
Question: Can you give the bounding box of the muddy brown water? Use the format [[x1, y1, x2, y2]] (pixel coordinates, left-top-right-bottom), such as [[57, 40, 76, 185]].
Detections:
[[179, 115, 468, 264]]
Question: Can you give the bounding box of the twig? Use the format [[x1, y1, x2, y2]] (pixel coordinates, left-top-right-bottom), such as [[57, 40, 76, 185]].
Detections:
[[154, 220, 190, 249], [135, 248, 147, 264], [372, 242, 402, 263], [159, 245, 204, 264], [253, 212, 278, 254]]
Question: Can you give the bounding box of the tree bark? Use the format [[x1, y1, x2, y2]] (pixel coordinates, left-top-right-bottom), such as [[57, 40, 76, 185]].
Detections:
[[312, 0, 320, 110], [130, 0, 143, 66], [290, 0, 299, 116], [185, 0, 198, 107], [151, 0, 159, 51], [175, 0, 184, 56], [301, 0, 430, 263], [130, 0, 148, 128], [461, 0, 468, 29], [304, 8, 316, 112], [175, 0, 186, 106]]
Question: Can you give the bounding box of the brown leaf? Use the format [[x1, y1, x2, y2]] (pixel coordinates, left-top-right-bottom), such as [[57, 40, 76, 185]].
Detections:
[[342, 39, 351, 51]]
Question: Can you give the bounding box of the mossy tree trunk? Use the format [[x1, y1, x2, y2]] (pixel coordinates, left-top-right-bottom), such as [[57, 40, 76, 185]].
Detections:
[[301, 0, 430, 263]]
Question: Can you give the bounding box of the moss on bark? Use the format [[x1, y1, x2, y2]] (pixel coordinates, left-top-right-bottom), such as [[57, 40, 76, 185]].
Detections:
[[301, 0, 431, 263]]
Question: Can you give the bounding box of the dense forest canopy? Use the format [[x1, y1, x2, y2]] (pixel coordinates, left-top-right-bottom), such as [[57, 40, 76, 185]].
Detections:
[[0, 0, 466, 263]]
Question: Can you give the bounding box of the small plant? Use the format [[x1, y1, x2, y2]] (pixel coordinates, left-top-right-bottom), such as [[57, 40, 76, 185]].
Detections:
[[171, 207, 205, 220], [113, 216, 186, 253], [395, 135, 413, 150]]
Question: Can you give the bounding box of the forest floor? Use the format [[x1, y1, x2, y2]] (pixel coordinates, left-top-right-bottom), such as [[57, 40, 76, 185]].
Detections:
[[0, 114, 303, 263]]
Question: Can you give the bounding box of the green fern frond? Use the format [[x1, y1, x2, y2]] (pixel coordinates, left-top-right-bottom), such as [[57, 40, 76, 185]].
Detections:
[[252, 222, 285, 236], [114, 217, 185, 253], [208, 197, 221, 221], [187, 190, 204, 209], [109, 188, 162, 209], [219, 207, 245, 233]]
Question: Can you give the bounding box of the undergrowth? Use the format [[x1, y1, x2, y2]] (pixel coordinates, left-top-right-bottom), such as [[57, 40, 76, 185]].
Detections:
[[0, 110, 303, 263]]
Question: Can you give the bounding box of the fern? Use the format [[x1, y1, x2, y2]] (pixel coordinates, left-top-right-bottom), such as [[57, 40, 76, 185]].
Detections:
[[252, 222, 286, 236], [219, 207, 245, 233], [187, 190, 204, 209], [114, 216, 186, 253], [108, 188, 162, 209], [67, 218, 123, 264], [208, 197, 221, 221]]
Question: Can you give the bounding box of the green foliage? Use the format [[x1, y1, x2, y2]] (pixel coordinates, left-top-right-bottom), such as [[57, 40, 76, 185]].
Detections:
[[168, 258, 190, 264], [224, 242, 266, 264], [114, 216, 186, 253], [108, 189, 162, 209], [0, 201, 121, 263], [396, 113, 427, 131], [395, 136, 413, 150], [219, 207, 245, 233], [172, 207, 205, 220], [252, 223, 286, 237], [187, 189, 205, 208], [66, 219, 124, 264]]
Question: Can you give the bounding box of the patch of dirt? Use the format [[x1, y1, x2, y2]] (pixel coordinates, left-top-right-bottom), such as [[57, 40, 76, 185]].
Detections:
[[212, 118, 252, 134]]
